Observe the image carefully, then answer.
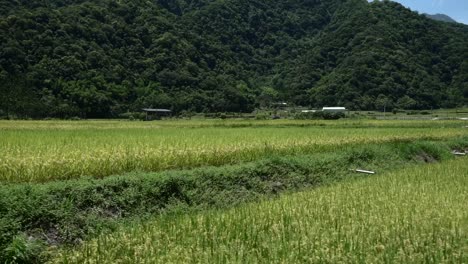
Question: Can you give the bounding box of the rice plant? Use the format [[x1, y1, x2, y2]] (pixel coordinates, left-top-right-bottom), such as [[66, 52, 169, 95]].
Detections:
[[1, 120, 466, 182], [56, 158, 468, 263]]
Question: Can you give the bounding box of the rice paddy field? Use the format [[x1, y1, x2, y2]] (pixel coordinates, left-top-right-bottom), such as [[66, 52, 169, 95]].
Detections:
[[0, 119, 467, 263], [1, 119, 467, 183], [56, 158, 468, 264]]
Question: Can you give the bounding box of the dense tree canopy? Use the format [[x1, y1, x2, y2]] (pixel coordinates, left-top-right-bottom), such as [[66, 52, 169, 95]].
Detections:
[[0, 0, 467, 118]]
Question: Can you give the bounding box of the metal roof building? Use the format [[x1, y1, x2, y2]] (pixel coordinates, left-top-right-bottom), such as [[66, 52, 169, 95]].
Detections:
[[322, 107, 346, 112], [142, 108, 172, 113], [142, 108, 172, 120]]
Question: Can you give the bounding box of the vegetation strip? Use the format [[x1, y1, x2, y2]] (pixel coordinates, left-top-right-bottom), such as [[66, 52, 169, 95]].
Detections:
[[58, 158, 468, 263], [0, 138, 467, 262]]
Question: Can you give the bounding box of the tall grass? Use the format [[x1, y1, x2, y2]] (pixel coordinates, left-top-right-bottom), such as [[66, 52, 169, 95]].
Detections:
[[1, 120, 466, 183], [57, 158, 468, 263]]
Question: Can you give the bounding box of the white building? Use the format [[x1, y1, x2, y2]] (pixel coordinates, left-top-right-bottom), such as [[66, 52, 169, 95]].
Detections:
[[322, 107, 346, 112]]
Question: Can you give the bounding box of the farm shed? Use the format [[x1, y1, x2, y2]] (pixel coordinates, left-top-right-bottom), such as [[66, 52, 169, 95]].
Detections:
[[322, 107, 347, 112], [272, 102, 288, 107], [142, 108, 172, 121]]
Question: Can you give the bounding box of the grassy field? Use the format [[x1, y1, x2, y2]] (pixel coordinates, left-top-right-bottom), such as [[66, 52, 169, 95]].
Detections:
[[1, 119, 467, 183], [56, 158, 468, 264]]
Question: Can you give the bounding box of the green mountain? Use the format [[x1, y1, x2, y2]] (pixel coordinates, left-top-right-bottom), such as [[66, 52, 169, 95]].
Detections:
[[0, 0, 467, 118], [425, 14, 457, 23]]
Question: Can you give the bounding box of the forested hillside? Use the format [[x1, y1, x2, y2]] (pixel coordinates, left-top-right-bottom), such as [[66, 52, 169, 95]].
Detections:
[[0, 0, 467, 118]]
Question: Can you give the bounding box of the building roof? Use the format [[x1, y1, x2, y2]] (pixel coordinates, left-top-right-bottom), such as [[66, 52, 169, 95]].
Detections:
[[142, 108, 172, 113], [322, 107, 346, 111]]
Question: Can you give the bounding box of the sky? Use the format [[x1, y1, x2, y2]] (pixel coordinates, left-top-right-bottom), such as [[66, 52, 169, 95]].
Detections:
[[387, 0, 468, 24]]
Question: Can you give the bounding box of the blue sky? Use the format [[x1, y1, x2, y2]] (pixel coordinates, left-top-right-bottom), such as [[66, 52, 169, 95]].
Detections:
[[386, 0, 468, 24]]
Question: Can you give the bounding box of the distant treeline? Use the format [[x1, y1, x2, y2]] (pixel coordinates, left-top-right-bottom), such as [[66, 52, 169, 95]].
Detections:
[[0, 0, 467, 118]]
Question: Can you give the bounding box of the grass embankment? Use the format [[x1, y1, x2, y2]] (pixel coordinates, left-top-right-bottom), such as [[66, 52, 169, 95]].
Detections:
[[0, 139, 467, 263], [57, 157, 468, 264], [1, 120, 467, 183]]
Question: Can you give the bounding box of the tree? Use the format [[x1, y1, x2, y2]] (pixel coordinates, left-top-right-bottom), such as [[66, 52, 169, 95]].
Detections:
[[0, 74, 38, 119], [375, 94, 393, 112], [396, 95, 417, 110], [257, 87, 278, 108]]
